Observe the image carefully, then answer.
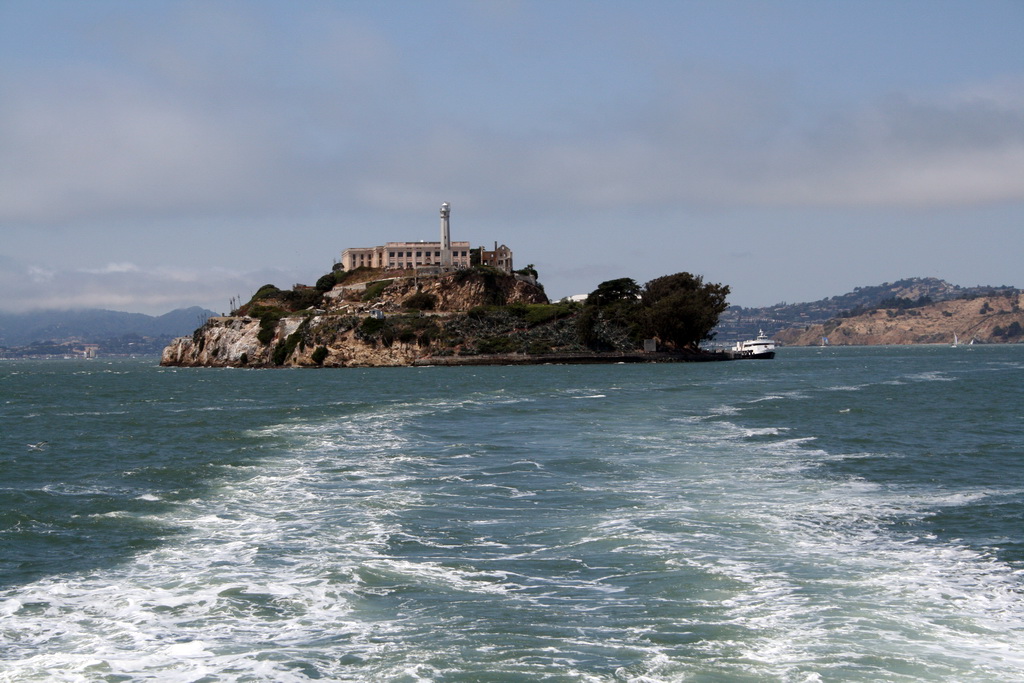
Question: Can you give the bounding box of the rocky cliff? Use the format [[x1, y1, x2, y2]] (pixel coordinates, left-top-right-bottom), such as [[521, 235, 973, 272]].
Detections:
[[161, 268, 551, 368], [160, 314, 429, 367], [775, 293, 1024, 346]]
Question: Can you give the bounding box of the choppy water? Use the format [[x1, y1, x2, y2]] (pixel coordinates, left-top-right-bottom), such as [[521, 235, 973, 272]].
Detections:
[[1, 345, 1022, 681]]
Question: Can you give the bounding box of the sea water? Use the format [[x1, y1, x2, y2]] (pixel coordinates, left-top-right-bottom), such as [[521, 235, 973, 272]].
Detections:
[[1, 345, 1022, 682]]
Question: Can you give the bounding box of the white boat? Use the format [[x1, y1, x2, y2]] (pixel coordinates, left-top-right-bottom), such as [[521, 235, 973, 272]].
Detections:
[[733, 330, 776, 359]]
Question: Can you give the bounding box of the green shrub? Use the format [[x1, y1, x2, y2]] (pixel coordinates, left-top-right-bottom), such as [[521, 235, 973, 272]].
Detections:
[[282, 287, 322, 311], [523, 303, 575, 326], [404, 292, 437, 311], [516, 264, 539, 279], [359, 316, 386, 336], [249, 304, 285, 319], [477, 336, 519, 354], [252, 284, 282, 300], [575, 305, 601, 349], [335, 266, 380, 285], [506, 302, 529, 319], [416, 321, 441, 346], [271, 341, 288, 366], [257, 311, 284, 345], [362, 280, 392, 301], [311, 346, 328, 365], [527, 340, 552, 354], [272, 329, 305, 366], [315, 272, 339, 292], [467, 305, 494, 321]]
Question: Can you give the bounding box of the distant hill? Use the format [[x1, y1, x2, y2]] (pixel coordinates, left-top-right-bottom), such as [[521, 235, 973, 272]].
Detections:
[[0, 307, 216, 348], [713, 278, 1020, 343], [775, 292, 1023, 346]]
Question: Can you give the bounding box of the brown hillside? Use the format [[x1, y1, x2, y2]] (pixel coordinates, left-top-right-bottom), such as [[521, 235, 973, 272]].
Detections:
[[776, 294, 1024, 346]]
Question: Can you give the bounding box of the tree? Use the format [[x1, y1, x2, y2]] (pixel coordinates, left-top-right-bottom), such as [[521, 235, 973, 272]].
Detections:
[[641, 273, 730, 350], [516, 264, 539, 279], [586, 278, 641, 307], [315, 272, 338, 292], [575, 278, 644, 350]]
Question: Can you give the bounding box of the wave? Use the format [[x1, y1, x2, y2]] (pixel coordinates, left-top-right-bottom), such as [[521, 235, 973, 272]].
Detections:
[[2, 358, 1023, 681]]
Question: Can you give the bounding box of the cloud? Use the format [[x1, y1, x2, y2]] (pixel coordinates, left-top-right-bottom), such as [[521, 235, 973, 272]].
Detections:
[[81, 262, 143, 275], [1, 2, 1021, 237], [0, 67, 280, 224], [0, 257, 292, 314], [0, 4, 407, 226], [748, 85, 1024, 207], [340, 73, 1024, 214]]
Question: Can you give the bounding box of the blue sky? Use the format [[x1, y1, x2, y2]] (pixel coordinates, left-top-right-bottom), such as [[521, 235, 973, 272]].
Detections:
[[1, 0, 1022, 314]]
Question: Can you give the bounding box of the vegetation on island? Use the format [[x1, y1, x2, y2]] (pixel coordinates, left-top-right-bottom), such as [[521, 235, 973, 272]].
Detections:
[[174, 265, 733, 367], [576, 273, 729, 352]]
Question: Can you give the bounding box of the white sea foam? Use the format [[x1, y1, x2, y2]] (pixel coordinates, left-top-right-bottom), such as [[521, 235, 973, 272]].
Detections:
[[3, 357, 1023, 681], [0, 405, 430, 681], [906, 370, 956, 382]]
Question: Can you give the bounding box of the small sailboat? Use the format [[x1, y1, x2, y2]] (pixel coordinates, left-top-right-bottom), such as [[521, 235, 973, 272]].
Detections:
[[951, 333, 959, 348]]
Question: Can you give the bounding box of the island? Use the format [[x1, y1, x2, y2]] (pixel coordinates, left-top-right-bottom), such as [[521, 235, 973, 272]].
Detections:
[[161, 267, 737, 368]]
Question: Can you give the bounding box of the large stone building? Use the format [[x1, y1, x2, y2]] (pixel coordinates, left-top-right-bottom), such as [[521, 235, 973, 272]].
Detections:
[[339, 241, 473, 271], [339, 202, 514, 273]]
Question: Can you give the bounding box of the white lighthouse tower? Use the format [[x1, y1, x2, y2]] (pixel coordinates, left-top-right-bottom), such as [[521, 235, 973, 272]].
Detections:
[[439, 202, 452, 268]]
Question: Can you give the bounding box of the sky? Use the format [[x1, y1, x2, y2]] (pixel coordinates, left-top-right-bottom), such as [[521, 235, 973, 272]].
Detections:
[[1, 0, 1022, 315]]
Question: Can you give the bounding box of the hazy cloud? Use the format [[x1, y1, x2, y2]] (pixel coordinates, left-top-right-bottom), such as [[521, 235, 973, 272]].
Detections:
[[750, 85, 1024, 207], [0, 256, 289, 314], [1, 1, 1021, 312], [2, 4, 1021, 229]]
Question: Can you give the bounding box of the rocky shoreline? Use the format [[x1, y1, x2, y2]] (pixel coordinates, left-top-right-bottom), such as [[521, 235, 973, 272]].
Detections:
[[159, 314, 749, 369]]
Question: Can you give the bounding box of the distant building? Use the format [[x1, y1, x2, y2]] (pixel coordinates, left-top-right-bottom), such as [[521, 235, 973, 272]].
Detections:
[[339, 202, 513, 273]]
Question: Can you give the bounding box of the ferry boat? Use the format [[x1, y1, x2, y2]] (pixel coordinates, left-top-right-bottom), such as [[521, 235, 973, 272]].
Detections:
[[733, 330, 776, 359]]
